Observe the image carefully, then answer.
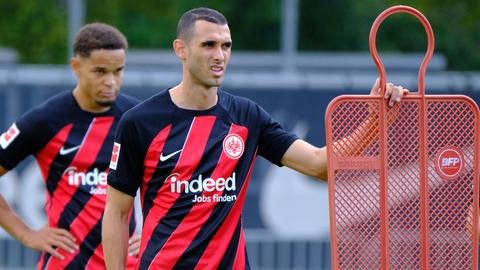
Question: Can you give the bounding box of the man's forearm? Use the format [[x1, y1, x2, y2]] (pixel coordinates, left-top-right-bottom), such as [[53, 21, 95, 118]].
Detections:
[[0, 167, 29, 241], [102, 207, 131, 270], [0, 195, 32, 244], [334, 115, 377, 157]]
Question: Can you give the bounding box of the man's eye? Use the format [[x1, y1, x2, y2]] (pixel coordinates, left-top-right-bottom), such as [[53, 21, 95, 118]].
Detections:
[[203, 41, 215, 47]]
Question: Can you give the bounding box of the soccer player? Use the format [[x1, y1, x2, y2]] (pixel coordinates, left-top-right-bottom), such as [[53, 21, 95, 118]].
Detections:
[[0, 23, 140, 269], [102, 7, 407, 270]]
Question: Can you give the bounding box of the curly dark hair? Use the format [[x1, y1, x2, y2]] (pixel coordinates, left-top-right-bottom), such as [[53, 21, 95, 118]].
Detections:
[[73, 22, 128, 57]]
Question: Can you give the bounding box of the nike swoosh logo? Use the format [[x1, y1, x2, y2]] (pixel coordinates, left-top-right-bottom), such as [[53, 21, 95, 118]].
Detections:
[[159, 149, 182, 162], [59, 145, 81, 155]]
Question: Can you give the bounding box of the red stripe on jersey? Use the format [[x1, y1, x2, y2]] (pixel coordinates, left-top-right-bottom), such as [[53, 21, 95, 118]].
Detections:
[[127, 255, 138, 270], [35, 124, 74, 181], [37, 252, 46, 270], [141, 125, 172, 205], [138, 116, 216, 263], [195, 148, 257, 270], [83, 244, 137, 270], [149, 124, 249, 269], [49, 194, 112, 268], [45, 117, 114, 269], [85, 244, 104, 269], [48, 117, 113, 227], [232, 228, 247, 270], [84, 210, 138, 269]]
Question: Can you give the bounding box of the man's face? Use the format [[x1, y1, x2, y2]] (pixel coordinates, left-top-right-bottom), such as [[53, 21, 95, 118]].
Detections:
[[72, 49, 125, 108], [184, 20, 232, 88]]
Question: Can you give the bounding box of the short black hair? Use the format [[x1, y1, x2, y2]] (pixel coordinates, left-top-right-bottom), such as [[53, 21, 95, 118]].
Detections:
[[73, 22, 128, 58], [177, 7, 228, 41]]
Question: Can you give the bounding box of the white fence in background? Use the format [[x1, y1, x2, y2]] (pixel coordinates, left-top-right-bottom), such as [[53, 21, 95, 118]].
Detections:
[[0, 231, 331, 270]]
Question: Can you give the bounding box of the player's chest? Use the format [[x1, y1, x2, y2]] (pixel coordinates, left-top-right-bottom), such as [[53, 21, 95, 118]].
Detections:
[[49, 118, 116, 168], [145, 117, 252, 174]]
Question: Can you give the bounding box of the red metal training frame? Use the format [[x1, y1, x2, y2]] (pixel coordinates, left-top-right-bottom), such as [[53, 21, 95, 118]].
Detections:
[[326, 5, 479, 270]]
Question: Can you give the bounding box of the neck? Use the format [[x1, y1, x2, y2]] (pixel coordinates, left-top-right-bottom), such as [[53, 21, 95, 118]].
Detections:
[[169, 81, 218, 110], [72, 87, 110, 113]]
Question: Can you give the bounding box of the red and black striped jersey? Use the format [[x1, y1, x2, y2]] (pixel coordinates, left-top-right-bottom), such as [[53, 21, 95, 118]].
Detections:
[[0, 91, 139, 270], [108, 89, 298, 270]]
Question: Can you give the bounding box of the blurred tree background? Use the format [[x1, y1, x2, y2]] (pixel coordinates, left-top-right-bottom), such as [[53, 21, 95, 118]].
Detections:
[[0, 0, 478, 70]]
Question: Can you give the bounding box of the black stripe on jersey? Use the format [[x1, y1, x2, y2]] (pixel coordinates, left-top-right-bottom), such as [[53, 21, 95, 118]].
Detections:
[[56, 121, 115, 266], [138, 118, 225, 269], [172, 187, 238, 267], [41, 122, 90, 270], [56, 124, 111, 231], [63, 211, 135, 270], [65, 216, 103, 269], [169, 122, 237, 268], [137, 167, 214, 267], [45, 122, 89, 199], [141, 119, 191, 220], [172, 216, 242, 270], [217, 218, 243, 270], [137, 119, 194, 270], [40, 252, 49, 270], [172, 121, 255, 269], [138, 215, 181, 269]]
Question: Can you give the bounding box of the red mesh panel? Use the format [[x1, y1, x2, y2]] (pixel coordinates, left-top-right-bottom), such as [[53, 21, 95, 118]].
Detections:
[[386, 101, 422, 269], [330, 100, 382, 269], [335, 170, 381, 269], [426, 99, 477, 269], [326, 96, 479, 270]]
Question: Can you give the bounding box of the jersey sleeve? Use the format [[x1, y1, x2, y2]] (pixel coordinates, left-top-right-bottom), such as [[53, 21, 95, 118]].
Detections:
[[0, 109, 46, 170], [108, 114, 144, 197], [257, 105, 298, 166]]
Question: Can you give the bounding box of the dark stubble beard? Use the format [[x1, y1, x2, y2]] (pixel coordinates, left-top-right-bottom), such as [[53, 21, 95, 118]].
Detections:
[[95, 99, 115, 107]]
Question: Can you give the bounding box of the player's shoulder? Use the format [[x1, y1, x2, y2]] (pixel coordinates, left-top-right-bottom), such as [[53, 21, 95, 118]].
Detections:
[[120, 89, 171, 122], [218, 89, 263, 115], [8, 91, 78, 134], [24, 91, 74, 119], [39, 91, 73, 108], [114, 93, 141, 112], [219, 89, 259, 108], [218, 89, 273, 125]]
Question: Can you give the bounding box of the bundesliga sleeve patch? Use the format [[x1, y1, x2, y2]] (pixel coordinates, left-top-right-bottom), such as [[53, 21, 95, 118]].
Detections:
[[0, 123, 20, 149], [109, 142, 121, 170]]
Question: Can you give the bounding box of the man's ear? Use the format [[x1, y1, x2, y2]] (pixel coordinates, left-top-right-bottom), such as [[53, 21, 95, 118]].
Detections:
[[173, 39, 187, 60], [70, 56, 80, 77]]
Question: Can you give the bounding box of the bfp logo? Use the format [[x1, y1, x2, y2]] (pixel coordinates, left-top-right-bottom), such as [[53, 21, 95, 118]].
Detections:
[[435, 146, 464, 180]]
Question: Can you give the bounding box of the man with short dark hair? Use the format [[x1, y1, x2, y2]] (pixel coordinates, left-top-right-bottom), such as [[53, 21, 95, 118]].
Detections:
[[102, 7, 407, 269], [0, 22, 140, 269]]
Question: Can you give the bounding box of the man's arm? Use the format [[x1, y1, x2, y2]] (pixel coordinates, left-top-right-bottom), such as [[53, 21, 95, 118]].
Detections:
[[280, 132, 379, 181], [103, 185, 135, 270], [281, 141, 328, 180], [0, 166, 77, 259], [280, 80, 407, 181]]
